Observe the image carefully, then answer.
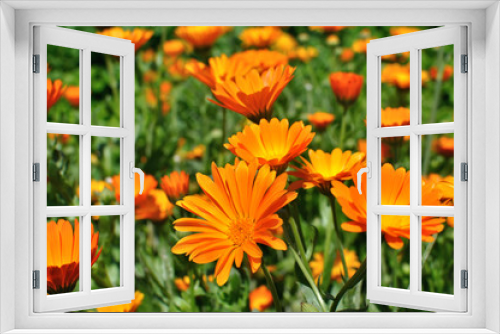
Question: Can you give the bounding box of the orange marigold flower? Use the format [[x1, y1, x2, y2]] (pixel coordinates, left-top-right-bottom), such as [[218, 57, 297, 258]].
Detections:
[[381, 63, 425, 89], [430, 64, 453, 82], [185, 144, 206, 160], [288, 46, 318, 63], [141, 48, 155, 63], [352, 38, 372, 53], [381, 107, 410, 127], [240, 26, 282, 48], [209, 65, 296, 123], [309, 26, 346, 33], [326, 34, 340, 46], [249, 285, 273, 312], [225, 118, 315, 173], [145, 87, 158, 107], [174, 275, 214, 291], [331, 164, 446, 249], [390, 27, 421, 36], [143, 70, 158, 83], [186, 54, 253, 89], [432, 136, 454, 157], [167, 58, 195, 80], [175, 26, 230, 49], [309, 250, 361, 283], [231, 50, 289, 73], [172, 160, 297, 286], [273, 33, 298, 53], [48, 133, 71, 145], [98, 27, 153, 51], [97, 291, 144, 312], [307, 112, 335, 131], [64, 86, 79, 107], [47, 79, 66, 111], [47, 218, 101, 294], [340, 48, 354, 63], [290, 148, 365, 195], [329, 72, 364, 108], [163, 39, 191, 58], [161, 171, 190, 201]]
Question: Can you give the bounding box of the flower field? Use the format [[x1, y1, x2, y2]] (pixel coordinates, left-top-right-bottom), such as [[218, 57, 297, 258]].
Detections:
[[45, 26, 455, 312]]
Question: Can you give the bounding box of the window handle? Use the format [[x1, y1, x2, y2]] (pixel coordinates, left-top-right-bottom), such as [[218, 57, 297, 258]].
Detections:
[[129, 162, 145, 195], [357, 162, 371, 195]]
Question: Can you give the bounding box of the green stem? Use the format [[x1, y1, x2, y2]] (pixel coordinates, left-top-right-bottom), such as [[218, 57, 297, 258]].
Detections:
[[289, 210, 308, 266], [321, 211, 334, 291], [261, 260, 283, 312], [339, 105, 349, 149], [329, 195, 349, 283], [330, 259, 367, 312], [290, 247, 328, 312]]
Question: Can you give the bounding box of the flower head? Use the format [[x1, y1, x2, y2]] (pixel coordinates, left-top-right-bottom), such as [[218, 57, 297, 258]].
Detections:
[[381, 107, 410, 127], [47, 79, 66, 111], [430, 65, 453, 82], [98, 27, 153, 51], [329, 72, 364, 108], [381, 63, 411, 89], [64, 86, 79, 107], [249, 285, 273, 311], [432, 136, 454, 157], [231, 50, 289, 73], [340, 48, 354, 63], [352, 38, 372, 53], [225, 118, 315, 173], [184, 144, 206, 160], [331, 163, 446, 249], [287, 46, 319, 63], [309, 250, 361, 283], [47, 218, 101, 294], [209, 65, 295, 123], [390, 27, 420, 36], [290, 148, 365, 195], [161, 171, 190, 201], [97, 291, 144, 312], [240, 26, 282, 48], [307, 112, 335, 131], [172, 160, 297, 286], [273, 33, 298, 53], [175, 26, 230, 49], [163, 39, 190, 58]]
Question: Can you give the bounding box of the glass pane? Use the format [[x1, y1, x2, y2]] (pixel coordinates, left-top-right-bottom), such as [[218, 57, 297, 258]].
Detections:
[[91, 52, 121, 127], [91, 137, 120, 205], [380, 137, 410, 205], [380, 52, 410, 124], [91, 216, 120, 289], [47, 134, 79, 206], [421, 216, 453, 294], [47, 216, 81, 295], [380, 215, 410, 289], [421, 134, 454, 206], [421, 45, 454, 124], [47, 45, 80, 124]]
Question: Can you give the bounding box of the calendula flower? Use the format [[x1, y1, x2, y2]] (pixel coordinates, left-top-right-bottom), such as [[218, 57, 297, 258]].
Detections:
[[175, 26, 230, 49], [143, 70, 158, 83], [390, 27, 421, 36], [186, 54, 253, 89], [329, 72, 364, 108], [290, 148, 365, 195], [97, 291, 144, 312], [141, 48, 155, 63], [340, 48, 354, 62], [309, 26, 346, 33], [225, 118, 315, 173], [381, 107, 410, 127], [331, 163, 446, 249], [167, 58, 195, 79], [240, 26, 282, 48], [145, 87, 158, 107], [231, 50, 289, 73], [352, 38, 372, 53], [288, 46, 319, 63], [430, 65, 453, 82], [381, 63, 412, 89], [47, 218, 101, 294], [273, 33, 298, 53], [209, 65, 296, 123], [307, 112, 335, 131], [185, 144, 206, 160], [98, 27, 153, 51], [432, 136, 454, 157], [48, 133, 71, 145], [64, 86, 79, 107], [161, 171, 190, 201], [172, 160, 297, 286], [326, 34, 340, 46], [423, 174, 454, 227], [249, 285, 273, 312], [309, 250, 361, 283], [163, 39, 190, 58], [175, 275, 214, 291], [47, 79, 66, 111]]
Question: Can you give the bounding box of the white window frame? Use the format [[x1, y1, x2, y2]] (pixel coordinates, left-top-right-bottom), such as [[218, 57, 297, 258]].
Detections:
[[1, 1, 499, 333], [365, 26, 467, 312]]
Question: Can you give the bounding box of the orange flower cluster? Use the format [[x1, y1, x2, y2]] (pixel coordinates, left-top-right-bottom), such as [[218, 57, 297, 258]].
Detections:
[[430, 65, 453, 82], [432, 136, 454, 157], [249, 285, 273, 312], [307, 112, 335, 131], [240, 26, 282, 48], [172, 160, 297, 286], [163, 39, 191, 58], [381, 107, 410, 127], [98, 27, 153, 51], [329, 72, 364, 108], [47, 218, 101, 294], [390, 27, 421, 36], [309, 250, 361, 283], [175, 26, 231, 49], [161, 171, 190, 201], [47, 79, 66, 111]]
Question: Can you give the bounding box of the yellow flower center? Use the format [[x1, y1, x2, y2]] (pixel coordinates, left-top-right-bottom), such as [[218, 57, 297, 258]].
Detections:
[[228, 218, 255, 246]]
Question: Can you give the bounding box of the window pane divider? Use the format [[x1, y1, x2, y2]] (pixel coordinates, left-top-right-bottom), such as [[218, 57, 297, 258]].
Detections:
[[46, 123, 130, 138], [371, 205, 454, 216], [373, 123, 454, 138]]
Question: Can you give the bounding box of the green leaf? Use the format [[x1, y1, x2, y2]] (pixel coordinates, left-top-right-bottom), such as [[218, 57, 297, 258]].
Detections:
[[301, 302, 320, 312]]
